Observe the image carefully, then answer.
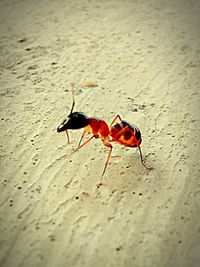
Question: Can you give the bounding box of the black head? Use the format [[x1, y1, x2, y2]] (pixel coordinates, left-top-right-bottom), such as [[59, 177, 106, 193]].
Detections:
[[57, 112, 89, 132]]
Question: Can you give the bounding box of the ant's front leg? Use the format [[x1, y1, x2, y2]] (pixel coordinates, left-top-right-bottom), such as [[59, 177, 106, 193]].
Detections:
[[65, 130, 70, 144], [65, 135, 95, 159], [77, 130, 86, 148]]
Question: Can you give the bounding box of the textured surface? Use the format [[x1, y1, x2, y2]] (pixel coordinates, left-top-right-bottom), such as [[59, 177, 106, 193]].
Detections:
[[0, 0, 200, 267]]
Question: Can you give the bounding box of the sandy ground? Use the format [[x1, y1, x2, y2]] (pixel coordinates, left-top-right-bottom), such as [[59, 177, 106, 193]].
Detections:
[[0, 0, 200, 266]]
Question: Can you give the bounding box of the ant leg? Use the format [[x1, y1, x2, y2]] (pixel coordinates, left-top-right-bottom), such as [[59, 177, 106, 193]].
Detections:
[[97, 141, 113, 187], [77, 130, 86, 148], [110, 115, 123, 128], [65, 135, 95, 159], [102, 141, 113, 178], [65, 130, 70, 144], [111, 126, 153, 170], [110, 126, 130, 142], [138, 146, 153, 170]]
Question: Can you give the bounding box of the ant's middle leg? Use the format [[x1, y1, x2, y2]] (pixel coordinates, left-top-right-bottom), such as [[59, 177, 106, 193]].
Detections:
[[97, 141, 113, 187]]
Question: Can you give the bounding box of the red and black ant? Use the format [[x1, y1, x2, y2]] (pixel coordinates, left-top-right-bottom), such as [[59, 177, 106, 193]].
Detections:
[[57, 83, 152, 186]]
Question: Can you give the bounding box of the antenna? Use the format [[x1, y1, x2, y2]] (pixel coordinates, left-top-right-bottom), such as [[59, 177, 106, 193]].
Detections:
[[69, 82, 76, 114]]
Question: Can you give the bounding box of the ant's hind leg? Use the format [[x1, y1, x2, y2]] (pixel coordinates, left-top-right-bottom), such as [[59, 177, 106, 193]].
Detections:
[[138, 146, 153, 170], [109, 115, 123, 128]]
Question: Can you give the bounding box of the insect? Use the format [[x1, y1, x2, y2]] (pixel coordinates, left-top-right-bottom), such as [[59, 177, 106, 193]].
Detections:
[[57, 83, 152, 186], [80, 82, 98, 87]]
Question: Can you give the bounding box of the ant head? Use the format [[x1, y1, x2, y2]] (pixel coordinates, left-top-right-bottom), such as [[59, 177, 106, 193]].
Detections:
[[57, 112, 89, 132]]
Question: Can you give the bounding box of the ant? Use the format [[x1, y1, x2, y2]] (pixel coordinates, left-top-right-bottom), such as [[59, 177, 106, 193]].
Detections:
[[57, 83, 152, 186]]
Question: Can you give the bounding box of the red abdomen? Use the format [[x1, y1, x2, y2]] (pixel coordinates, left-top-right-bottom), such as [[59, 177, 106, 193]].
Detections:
[[110, 121, 142, 147]]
